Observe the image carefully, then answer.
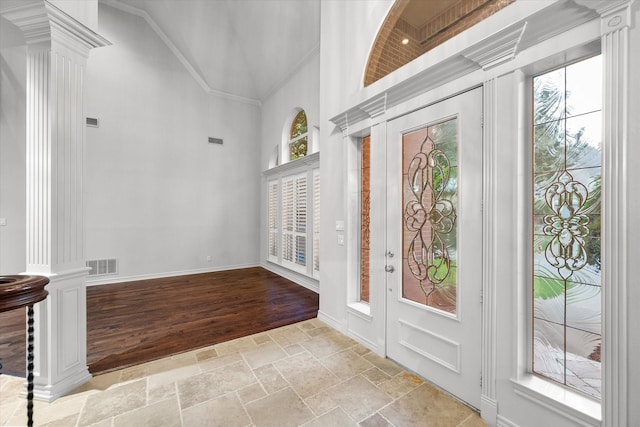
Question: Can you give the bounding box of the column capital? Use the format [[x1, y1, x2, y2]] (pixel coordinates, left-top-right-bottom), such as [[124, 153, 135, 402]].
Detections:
[[598, 0, 633, 36], [1, 0, 109, 56]]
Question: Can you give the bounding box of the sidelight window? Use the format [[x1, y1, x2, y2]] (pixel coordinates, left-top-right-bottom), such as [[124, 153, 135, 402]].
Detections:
[[531, 55, 602, 398]]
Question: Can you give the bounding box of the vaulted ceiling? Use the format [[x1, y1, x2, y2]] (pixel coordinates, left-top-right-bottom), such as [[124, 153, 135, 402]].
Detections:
[[109, 0, 321, 103]]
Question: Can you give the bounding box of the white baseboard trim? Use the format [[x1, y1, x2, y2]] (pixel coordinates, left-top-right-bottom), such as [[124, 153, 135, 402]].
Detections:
[[86, 263, 259, 286], [481, 395, 498, 426], [317, 310, 346, 333], [496, 415, 519, 427], [260, 262, 319, 294], [346, 327, 381, 354]]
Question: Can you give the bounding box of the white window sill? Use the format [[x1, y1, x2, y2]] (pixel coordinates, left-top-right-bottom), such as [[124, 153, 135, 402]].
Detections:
[[347, 301, 372, 320], [511, 375, 601, 426], [263, 151, 319, 176]]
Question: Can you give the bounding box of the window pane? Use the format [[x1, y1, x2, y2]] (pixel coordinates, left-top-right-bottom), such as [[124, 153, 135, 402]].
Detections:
[[532, 56, 601, 398], [290, 110, 308, 139], [534, 67, 565, 125], [566, 112, 601, 170], [566, 55, 602, 117], [290, 136, 308, 160]]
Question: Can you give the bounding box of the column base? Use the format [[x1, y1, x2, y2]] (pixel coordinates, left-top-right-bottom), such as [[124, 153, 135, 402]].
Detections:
[[32, 366, 92, 402], [24, 267, 92, 402], [481, 395, 498, 426]]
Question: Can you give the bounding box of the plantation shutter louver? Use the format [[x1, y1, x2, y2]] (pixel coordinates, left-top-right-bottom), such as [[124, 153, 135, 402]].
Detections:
[[313, 169, 320, 275], [281, 173, 307, 272]]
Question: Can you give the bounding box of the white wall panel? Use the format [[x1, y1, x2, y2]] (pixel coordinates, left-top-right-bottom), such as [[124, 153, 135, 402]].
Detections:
[[84, 4, 261, 281]]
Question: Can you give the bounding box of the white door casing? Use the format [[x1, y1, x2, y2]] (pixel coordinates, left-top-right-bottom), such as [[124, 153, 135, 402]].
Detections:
[[385, 87, 483, 409]]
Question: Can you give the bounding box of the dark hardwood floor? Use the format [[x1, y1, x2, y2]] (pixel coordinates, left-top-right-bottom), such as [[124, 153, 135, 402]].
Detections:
[[0, 267, 319, 377]]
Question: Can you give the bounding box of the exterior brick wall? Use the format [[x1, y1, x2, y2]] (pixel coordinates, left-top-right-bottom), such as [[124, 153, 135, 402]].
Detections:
[[364, 0, 515, 87], [360, 136, 371, 303]]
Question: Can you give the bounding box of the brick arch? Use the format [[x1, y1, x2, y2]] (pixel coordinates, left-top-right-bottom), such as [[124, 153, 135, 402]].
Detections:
[[364, 0, 514, 87]]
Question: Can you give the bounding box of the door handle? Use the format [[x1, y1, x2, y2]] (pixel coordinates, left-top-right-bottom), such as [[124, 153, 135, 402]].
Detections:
[[385, 265, 395, 273], [386, 251, 394, 258]]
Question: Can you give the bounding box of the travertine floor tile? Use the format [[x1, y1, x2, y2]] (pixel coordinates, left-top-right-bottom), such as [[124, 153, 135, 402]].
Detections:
[[195, 346, 217, 361], [253, 333, 272, 345], [273, 352, 340, 398], [216, 336, 258, 356], [301, 331, 357, 358], [253, 363, 289, 394], [242, 341, 288, 369], [77, 378, 146, 426], [245, 387, 313, 427], [361, 367, 392, 385], [148, 381, 177, 404], [0, 319, 483, 427], [269, 325, 311, 347], [321, 349, 374, 380], [321, 375, 393, 422], [182, 392, 251, 427], [198, 352, 243, 373], [302, 407, 357, 426], [147, 363, 200, 389], [237, 383, 267, 404], [362, 352, 403, 376], [303, 389, 336, 416], [177, 360, 255, 409], [7, 391, 87, 426], [113, 396, 181, 427], [380, 383, 474, 427], [458, 413, 488, 427], [359, 412, 394, 427], [377, 372, 424, 399], [39, 413, 79, 427]]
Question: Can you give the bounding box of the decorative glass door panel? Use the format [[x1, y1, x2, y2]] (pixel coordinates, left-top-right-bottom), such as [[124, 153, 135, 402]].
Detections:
[[402, 119, 458, 313]]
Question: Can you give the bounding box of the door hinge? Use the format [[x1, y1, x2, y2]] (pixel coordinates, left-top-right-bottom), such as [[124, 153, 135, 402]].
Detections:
[[480, 375, 483, 388], [480, 288, 483, 304]]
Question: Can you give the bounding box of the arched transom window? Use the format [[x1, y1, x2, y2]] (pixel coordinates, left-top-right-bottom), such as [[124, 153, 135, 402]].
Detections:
[[289, 110, 308, 161], [364, 0, 514, 86]]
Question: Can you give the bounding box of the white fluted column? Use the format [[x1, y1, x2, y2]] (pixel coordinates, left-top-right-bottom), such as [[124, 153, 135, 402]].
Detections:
[[598, 2, 632, 426], [1, 1, 109, 401]]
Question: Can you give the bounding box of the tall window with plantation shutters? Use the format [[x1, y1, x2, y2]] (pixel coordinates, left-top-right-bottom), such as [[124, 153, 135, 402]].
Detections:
[[282, 173, 307, 273]]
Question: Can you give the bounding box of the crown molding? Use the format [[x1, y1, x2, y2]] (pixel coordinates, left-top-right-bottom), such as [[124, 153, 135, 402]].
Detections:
[[1, 0, 110, 54], [101, 0, 262, 107]]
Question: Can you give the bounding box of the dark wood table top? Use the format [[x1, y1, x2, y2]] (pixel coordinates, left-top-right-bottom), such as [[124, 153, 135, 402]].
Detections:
[[0, 275, 49, 313]]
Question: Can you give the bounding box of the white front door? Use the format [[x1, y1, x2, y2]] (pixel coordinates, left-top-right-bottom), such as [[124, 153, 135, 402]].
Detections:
[[385, 87, 483, 409]]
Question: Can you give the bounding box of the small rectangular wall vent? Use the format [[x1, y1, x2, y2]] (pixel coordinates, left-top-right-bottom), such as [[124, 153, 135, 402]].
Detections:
[[208, 137, 223, 145], [87, 259, 118, 276], [86, 117, 99, 127]]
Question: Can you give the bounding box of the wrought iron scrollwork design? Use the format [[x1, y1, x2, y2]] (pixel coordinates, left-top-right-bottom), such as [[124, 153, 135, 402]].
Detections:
[[404, 136, 456, 299]]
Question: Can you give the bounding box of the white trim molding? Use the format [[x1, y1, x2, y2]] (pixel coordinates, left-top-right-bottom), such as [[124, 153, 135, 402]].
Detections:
[[598, 1, 633, 426]]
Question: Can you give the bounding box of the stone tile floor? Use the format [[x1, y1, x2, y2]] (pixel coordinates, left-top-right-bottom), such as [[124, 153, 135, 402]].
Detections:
[[0, 319, 486, 427]]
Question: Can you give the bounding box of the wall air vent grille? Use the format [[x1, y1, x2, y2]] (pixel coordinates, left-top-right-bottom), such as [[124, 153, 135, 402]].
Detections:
[[86, 117, 99, 127], [87, 259, 118, 276], [208, 137, 223, 145]]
